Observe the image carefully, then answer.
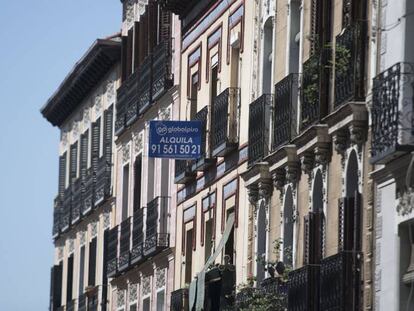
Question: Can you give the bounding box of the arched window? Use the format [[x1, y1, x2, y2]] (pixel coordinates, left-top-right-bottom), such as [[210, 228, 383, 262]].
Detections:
[[262, 18, 273, 94], [283, 186, 294, 266], [346, 150, 358, 198], [256, 201, 267, 284]]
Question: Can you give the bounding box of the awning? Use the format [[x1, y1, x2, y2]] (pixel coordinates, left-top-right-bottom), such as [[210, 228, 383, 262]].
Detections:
[[189, 212, 235, 311]]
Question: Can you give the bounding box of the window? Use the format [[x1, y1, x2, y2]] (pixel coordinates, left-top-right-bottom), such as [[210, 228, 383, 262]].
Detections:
[[129, 304, 137, 311], [224, 211, 235, 265], [288, 1, 300, 74], [92, 118, 101, 167], [283, 187, 294, 266], [58, 152, 67, 195], [122, 164, 130, 221], [262, 18, 273, 94], [211, 65, 219, 101], [80, 131, 89, 178], [79, 246, 85, 295], [230, 47, 240, 89], [185, 229, 194, 284], [156, 290, 165, 311], [205, 219, 213, 262], [143, 297, 150, 311], [190, 72, 199, 119], [256, 203, 266, 283], [66, 255, 74, 303], [88, 237, 97, 286], [133, 156, 142, 212], [69, 142, 78, 183]]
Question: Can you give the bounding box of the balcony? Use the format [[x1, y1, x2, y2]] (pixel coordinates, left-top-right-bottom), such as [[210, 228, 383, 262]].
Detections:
[[82, 168, 94, 215], [71, 178, 82, 224], [118, 217, 131, 272], [144, 196, 170, 257], [192, 106, 214, 171], [78, 294, 87, 311], [171, 288, 189, 311], [320, 251, 360, 310], [212, 87, 240, 157], [131, 208, 144, 265], [107, 225, 119, 278], [301, 54, 321, 132], [115, 71, 139, 135], [248, 94, 272, 166], [334, 21, 366, 109], [61, 187, 72, 232], [273, 73, 299, 150], [152, 41, 173, 101], [288, 264, 320, 311], [52, 197, 61, 238], [115, 97, 127, 136], [94, 157, 111, 206], [371, 62, 414, 164], [174, 160, 196, 184], [138, 54, 153, 114]]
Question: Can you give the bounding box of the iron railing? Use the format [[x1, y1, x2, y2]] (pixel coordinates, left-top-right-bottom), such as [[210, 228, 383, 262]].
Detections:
[[320, 251, 361, 311], [131, 208, 144, 265], [82, 167, 94, 214], [61, 187, 72, 232], [78, 294, 87, 311], [71, 178, 82, 224], [144, 196, 170, 256], [334, 21, 366, 108], [212, 87, 240, 157], [248, 94, 272, 166], [371, 62, 414, 163], [52, 196, 61, 238], [301, 54, 321, 132], [171, 288, 189, 311], [152, 40, 173, 101], [288, 264, 320, 311], [66, 300, 75, 311], [107, 225, 119, 278], [139, 54, 153, 114], [118, 217, 131, 272], [273, 73, 299, 150]]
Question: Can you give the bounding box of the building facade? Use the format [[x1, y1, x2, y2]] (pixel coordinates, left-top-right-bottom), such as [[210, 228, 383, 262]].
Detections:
[[42, 38, 121, 311]]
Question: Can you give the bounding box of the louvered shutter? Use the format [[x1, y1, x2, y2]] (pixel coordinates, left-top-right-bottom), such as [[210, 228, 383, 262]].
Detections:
[[133, 156, 142, 213], [52, 263, 63, 309], [159, 9, 171, 44], [79, 246, 85, 296], [66, 255, 74, 302], [127, 28, 134, 77], [80, 131, 89, 179], [133, 209, 144, 246], [139, 10, 149, 62], [134, 22, 141, 70], [69, 142, 78, 183], [148, 1, 159, 51], [121, 35, 128, 82], [103, 106, 113, 164], [58, 153, 67, 197], [102, 230, 109, 311], [91, 119, 101, 171], [88, 237, 97, 286], [354, 191, 362, 252], [108, 226, 118, 272], [120, 218, 131, 255]]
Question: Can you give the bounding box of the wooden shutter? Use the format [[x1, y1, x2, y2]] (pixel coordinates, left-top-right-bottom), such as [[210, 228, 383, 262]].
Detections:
[[102, 230, 109, 311], [159, 9, 171, 45], [133, 208, 144, 246], [148, 2, 159, 50], [127, 28, 134, 77], [103, 106, 113, 164], [51, 263, 63, 309], [88, 237, 97, 286], [133, 156, 142, 213], [79, 246, 85, 296], [91, 119, 101, 170], [139, 10, 149, 63], [120, 218, 131, 255], [58, 153, 67, 197], [108, 226, 118, 267], [66, 255, 74, 302], [69, 142, 78, 183], [80, 131, 89, 179], [134, 22, 141, 70], [121, 35, 128, 82]]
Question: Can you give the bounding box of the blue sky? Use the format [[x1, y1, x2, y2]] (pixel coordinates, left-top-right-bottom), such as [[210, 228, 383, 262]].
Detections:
[[0, 1, 120, 309]]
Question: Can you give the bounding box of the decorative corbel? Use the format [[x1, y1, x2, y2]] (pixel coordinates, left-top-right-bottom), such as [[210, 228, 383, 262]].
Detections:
[[350, 122, 367, 146], [301, 151, 315, 175], [333, 129, 349, 155], [314, 144, 331, 167], [258, 179, 273, 202], [286, 161, 301, 184], [247, 185, 259, 206], [272, 168, 286, 191]]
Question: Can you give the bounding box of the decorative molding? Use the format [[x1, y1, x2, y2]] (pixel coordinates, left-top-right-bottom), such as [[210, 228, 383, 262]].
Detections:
[[103, 213, 111, 230], [350, 123, 367, 146], [125, 0, 135, 30], [142, 276, 151, 296], [258, 179, 273, 201], [314, 145, 331, 167], [272, 168, 286, 191], [117, 289, 125, 308], [247, 185, 259, 205], [91, 222, 98, 238], [61, 131, 68, 147], [159, 107, 171, 121], [83, 108, 90, 127], [68, 239, 75, 254], [397, 188, 414, 216], [123, 144, 131, 164], [106, 79, 116, 106], [333, 129, 349, 155], [286, 161, 301, 185], [133, 132, 143, 155], [129, 283, 138, 302], [95, 93, 103, 115], [80, 231, 86, 246], [301, 151, 315, 175], [72, 122, 79, 139], [156, 268, 166, 289], [58, 246, 64, 261]]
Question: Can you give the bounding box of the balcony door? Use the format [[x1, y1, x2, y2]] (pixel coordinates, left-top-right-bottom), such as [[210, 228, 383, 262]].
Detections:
[[256, 202, 267, 284]]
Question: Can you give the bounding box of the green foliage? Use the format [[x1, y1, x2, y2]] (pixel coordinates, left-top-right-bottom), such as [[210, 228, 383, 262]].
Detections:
[[334, 44, 351, 76]]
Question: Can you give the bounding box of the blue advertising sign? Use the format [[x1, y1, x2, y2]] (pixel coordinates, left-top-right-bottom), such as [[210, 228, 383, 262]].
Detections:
[[149, 120, 203, 159]]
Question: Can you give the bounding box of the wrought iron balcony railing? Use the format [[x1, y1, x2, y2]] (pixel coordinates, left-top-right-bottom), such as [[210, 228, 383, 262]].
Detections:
[[94, 157, 111, 206], [61, 187, 72, 232], [107, 225, 119, 278], [115, 98, 127, 136], [144, 196, 170, 256], [248, 94, 272, 166], [138, 54, 153, 114], [82, 167, 94, 215], [288, 264, 320, 311], [212, 87, 240, 157], [371, 62, 414, 164], [152, 40, 173, 101], [171, 288, 189, 311], [71, 178, 82, 224], [273, 73, 299, 150], [52, 196, 62, 238], [118, 217, 131, 272], [124, 71, 140, 127], [334, 21, 366, 109], [174, 160, 196, 184], [301, 54, 321, 132], [78, 294, 87, 311], [192, 106, 214, 171], [131, 208, 144, 265], [66, 299, 75, 311], [320, 251, 361, 311]]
